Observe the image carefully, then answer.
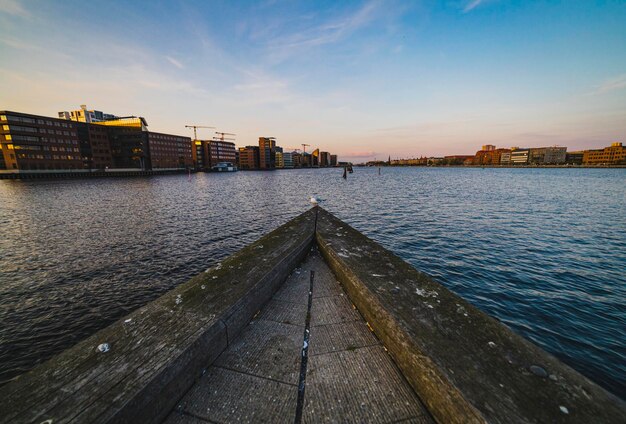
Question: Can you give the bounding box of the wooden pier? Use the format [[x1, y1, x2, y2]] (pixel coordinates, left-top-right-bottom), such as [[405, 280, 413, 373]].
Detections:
[[0, 208, 624, 423]]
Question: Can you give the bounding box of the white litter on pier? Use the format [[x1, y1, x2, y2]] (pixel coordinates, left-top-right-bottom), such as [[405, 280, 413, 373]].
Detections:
[[97, 343, 110, 353]]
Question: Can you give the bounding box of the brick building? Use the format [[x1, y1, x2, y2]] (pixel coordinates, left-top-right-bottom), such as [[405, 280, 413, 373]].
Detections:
[[238, 146, 260, 170], [583, 142, 626, 165]]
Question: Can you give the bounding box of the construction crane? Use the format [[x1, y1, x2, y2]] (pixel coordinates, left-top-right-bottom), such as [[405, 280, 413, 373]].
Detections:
[[301, 144, 310, 154], [214, 132, 236, 142], [185, 125, 215, 141]]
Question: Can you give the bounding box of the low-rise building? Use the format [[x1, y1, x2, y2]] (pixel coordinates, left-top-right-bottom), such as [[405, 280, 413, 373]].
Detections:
[[473, 147, 510, 165], [566, 151, 584, 165], [529, 147, 567, 164], [583, 142, 626, 165], [510, 148, 530, 165]]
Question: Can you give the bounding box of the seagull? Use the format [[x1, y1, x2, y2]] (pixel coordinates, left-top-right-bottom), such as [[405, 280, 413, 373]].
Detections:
[[310, 196, 320, 205]]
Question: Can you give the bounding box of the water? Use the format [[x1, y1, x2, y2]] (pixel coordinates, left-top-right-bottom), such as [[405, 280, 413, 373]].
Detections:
[[0, 168, 624, 398]]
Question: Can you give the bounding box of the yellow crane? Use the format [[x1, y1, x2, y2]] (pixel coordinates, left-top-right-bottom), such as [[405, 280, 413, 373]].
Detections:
[[185, 125, 215, 141]]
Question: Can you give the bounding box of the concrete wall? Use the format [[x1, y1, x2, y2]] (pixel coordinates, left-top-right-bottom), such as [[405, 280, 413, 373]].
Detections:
[[315, 207, 625, 424], [0, 209, 316, 424]]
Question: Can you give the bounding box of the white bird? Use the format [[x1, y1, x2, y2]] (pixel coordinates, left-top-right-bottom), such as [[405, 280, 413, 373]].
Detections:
[[310, 196, 320, 205]]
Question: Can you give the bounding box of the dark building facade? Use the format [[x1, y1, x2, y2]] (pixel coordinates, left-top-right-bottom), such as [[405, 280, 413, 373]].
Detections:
[[208, 140, 236, 167], [238, 146, 260, 170], [1, 111, 192, 172], [258, 137, 276, 169], [1, 111, 84, 171], [148, 132, 192, 169]]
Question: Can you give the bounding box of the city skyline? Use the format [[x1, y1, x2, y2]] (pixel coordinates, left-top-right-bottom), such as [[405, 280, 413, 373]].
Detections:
[[1, 1, 625, 162]]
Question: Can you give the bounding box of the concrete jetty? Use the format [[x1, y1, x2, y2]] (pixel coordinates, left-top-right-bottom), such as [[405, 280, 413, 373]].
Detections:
[[0, 207, 624, 423]]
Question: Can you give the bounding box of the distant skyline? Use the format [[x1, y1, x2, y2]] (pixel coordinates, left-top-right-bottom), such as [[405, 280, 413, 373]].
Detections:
[[1, 0, 625, 161]]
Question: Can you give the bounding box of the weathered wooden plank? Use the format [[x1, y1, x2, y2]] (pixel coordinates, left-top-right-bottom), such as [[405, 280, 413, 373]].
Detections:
[[316, 207, 626, 424]]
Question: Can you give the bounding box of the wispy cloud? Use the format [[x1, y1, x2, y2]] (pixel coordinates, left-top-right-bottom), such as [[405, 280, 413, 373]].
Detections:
[[266, 0, 381, 54], [595, 73, 626, 94], [0, 0, 30, 18], [463, 0, 483, 13], [165, 56, 184, 69]]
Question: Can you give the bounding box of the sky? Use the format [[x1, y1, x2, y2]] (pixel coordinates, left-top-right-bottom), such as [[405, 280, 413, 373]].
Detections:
[[1, 0, 625, 161]]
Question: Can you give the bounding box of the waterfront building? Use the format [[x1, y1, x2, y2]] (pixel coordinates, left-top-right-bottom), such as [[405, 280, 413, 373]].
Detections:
[[292, 152, 302, 168], [330, 154, 338, 166], [443, 155, 474, 165], [473, 146, 510, 165], [207, 140, 236, 167], [583, 142, 626, 165], [300, 152, 312, 167], [500, 151, 511, 165], [566, 151, 584, 165], [147, 132, 192, 169], [94, 117, 150, 169], [311, 149, 320, 167], [276, 151, 284, 168], [529, 147, 567, 164], [238, 146, 260, 170], [282, 152, 294, 168], [510, 148, 531, 165], [58, 104, 119, 123], [0, 110, 198, 172], [320, 151, 331, 167], [258, 137, 276, 169], [0, 111, 84, 171], [79, 122, 113, 170]]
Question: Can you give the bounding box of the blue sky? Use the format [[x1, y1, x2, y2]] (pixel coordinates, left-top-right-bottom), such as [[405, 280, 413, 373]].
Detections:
[[1, 0, 625, 160]]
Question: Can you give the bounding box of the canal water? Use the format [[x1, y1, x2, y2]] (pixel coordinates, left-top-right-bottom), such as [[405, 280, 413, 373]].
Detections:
[[0, 168, 624, 397]]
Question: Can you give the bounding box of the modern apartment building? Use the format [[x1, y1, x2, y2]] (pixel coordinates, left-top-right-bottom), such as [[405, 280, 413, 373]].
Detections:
[[206, 140, 236, 167], [330, 154, 338, 166], [319, 151, 331, 167], [258, 137, 276, 169], [1, 111, 84, 171], [2, 110, 192, 172], [238, 146, 260, 170], [276, 151, 294, 169], [148, 132, 193, 169], [93, 117, 150, 170], [583, 142, 626, 165], [473, 146, 510, 165]]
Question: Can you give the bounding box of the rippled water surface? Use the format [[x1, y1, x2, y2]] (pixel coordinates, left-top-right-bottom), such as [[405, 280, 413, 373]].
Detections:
[[0, 168, 624, 397]]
